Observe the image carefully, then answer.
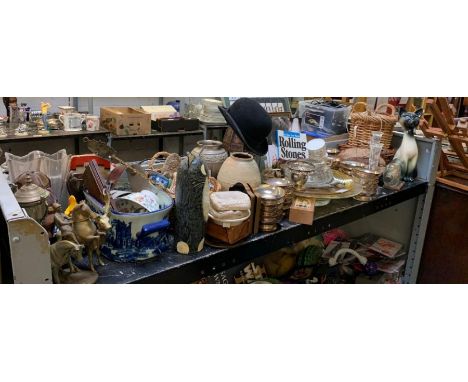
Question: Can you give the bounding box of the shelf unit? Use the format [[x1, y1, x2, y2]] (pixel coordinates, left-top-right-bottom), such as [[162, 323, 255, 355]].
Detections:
[[0, 132, 440, 284], [0, 123, 228, 160], [0, 128, 108, 156], [95, 181, 427, 284]]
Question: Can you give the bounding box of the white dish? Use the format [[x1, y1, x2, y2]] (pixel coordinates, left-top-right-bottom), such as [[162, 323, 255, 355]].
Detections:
[[118, 189, 160, 212], [208, 210, 251, 228]]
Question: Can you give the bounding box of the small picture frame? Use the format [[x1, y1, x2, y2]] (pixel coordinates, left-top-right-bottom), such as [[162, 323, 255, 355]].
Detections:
[[271, 112, 292, 130]]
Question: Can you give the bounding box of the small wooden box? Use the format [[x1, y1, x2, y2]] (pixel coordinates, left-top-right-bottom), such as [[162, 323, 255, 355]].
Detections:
[[242, 183, 257, 234], [289, 197, 315, 225], [247, 183, 262, 234], [206, 218, 251, 245]]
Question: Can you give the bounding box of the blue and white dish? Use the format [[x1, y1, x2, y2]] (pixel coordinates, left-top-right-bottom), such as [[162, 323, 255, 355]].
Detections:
[[84, 189, 174, 262]]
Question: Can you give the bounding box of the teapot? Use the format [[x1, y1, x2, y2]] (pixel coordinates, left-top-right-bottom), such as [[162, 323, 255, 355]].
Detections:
[[14, 174, 49, 223]]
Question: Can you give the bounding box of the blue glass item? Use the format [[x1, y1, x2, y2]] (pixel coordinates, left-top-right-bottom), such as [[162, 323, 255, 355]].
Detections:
[[42, 112, 48, 132], [166, 100, 180, 112], [148, 172, 170, 188]]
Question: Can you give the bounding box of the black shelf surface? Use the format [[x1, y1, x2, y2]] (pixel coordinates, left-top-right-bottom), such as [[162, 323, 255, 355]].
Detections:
[[95, 180, 427, 284], [109, 130, 204, 139], [200, 123, 228, 129]]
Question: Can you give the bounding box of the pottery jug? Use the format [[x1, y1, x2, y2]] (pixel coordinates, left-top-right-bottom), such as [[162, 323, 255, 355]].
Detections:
[[191, 140, 228, 177], [217, 152, 261, 190]]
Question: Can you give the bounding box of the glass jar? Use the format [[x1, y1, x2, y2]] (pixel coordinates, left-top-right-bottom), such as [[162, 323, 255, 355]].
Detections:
[[383, 159, 403, 188]]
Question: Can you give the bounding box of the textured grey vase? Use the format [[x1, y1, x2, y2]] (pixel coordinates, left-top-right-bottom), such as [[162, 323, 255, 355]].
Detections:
[[191, 140, 228, 178]]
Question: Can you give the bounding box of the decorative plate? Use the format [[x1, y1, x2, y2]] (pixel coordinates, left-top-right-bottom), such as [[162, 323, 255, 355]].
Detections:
[[296, 171, 362, 199]]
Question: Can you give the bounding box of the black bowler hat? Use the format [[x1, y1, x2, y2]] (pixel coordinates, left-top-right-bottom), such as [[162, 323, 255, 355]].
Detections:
[[218, 98, 272, 156]]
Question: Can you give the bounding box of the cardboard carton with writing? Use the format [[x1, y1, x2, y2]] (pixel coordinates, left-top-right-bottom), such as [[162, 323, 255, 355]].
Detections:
[[100, 107, 151, 136]]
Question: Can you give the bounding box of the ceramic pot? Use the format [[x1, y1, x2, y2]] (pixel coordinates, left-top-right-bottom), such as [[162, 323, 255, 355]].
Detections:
[[191, 140, 228, 178], [84, 190, 174, 262], [217, 152, 261, 190]]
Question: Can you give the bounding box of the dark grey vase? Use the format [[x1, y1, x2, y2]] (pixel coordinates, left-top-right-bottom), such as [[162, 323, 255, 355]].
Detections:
[[174, 155, 209, 254]]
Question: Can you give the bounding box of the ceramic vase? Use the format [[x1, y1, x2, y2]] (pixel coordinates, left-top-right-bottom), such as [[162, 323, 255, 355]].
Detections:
[[191, 140, 228, 178], [217, 152, 261, 190], [175, 156, 209, 254]]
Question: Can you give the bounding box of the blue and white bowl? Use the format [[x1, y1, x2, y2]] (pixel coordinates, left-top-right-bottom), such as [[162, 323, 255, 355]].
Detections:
[[84, 189, 174, 262]]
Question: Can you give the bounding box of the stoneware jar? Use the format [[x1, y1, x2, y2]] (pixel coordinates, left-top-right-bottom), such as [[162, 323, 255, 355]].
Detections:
[[217, 152, 261, 190], [191, 140, 228, 177]]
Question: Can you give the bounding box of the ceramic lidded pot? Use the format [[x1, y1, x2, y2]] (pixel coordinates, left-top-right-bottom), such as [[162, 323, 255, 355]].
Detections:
[[217, 152, 261, 190], [191, 140, 228, 178], [14, 174, 49, 222]]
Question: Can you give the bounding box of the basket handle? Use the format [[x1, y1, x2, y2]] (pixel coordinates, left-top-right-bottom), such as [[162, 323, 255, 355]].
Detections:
[[351, 101, 368, 113], [375, 103, 396, 116], [148, 151, 171, 171], [152, 151, 171, 160]]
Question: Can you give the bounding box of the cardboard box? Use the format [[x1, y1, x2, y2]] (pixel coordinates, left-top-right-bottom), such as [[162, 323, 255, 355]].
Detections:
[[288, 197, 315, 225], [141, 105, 177, 120], [100, 107, 151, 136]]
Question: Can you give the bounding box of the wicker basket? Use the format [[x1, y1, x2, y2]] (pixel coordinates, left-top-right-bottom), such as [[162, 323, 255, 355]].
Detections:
[[348, 102, 397, 149]]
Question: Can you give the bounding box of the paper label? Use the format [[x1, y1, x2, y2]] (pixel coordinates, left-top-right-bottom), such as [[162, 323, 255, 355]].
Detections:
[[276, 130, 308, 160]]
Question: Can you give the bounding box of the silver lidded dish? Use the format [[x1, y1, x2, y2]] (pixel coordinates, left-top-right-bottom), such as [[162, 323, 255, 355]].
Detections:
[[264, 177, 293, 188], [287, 160, 315, 190]]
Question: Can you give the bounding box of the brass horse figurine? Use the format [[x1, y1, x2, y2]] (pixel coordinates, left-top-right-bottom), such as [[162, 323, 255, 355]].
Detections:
[[50, 240, 84, 283], [68, 194, 112, 272]]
